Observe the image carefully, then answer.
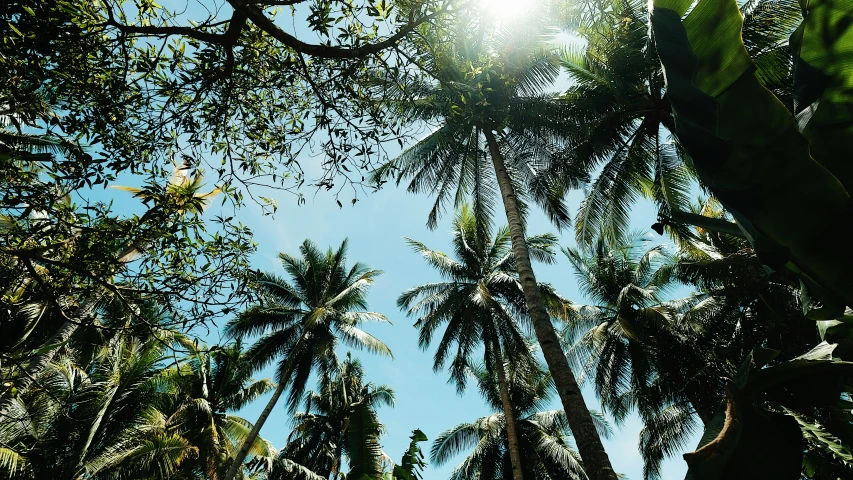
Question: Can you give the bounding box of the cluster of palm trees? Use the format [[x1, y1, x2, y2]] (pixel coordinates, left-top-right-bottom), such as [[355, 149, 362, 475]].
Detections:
[[2, 207, 844, 479], [0, 301, 276, 479], [0, 239, 424, 480], [3, 0, 852, 478], [370, 0, 849, 476]]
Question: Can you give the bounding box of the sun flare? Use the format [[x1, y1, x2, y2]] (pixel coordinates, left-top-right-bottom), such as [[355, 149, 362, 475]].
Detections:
[[480, 0, 537, 18]]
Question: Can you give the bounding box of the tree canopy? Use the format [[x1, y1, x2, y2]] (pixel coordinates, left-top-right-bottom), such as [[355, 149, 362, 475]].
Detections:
[[3, 0, 853, 479]]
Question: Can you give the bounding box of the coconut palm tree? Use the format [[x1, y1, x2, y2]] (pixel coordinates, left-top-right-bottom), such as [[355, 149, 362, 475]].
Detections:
[[372, 19, 616, 480], [164, 340, 276, 479], [223, 239, 392, 480], [431, 360, 611, 480], [561, 232, 743, 478], [560, 235, 707, 479], [560, 0, 802, 246], [271, 354, 425, 480], [281, 353, 395, 479], [0, 160, 222, 420], [563, 220, 822, 478], [0, 329, 195, 479], [0, 299, 281, 480], [561, 235, 682, 422], [399, 205, 566, 480], [340, 407, 425, 480]]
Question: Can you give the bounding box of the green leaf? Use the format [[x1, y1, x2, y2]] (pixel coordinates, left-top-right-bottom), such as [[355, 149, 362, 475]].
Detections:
[[800, 277, 847, 320], [784, 407, 853, 469], [680, 0, 753, 98], [8, 23, 24, 37], [392, 429, 428, 479], [30, 338, 73, 356], [650, 0, 853, 310], [683, 343, 853, 479], [791, 0, 853, 191]]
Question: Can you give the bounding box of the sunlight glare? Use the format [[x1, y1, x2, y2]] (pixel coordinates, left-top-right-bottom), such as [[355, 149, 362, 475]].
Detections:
[[481, 0, 537, 19]]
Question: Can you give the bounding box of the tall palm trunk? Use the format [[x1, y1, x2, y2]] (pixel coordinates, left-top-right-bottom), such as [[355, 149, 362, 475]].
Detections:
[[485, 130, 617, 480], [224, 378, 286, 480], [0, 243, 140, 420], [489, 331, 525, 480]]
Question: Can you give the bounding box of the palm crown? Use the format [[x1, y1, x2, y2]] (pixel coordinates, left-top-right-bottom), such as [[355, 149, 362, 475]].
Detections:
[[562, 235, 678, 421], [0, 326, 195, 479], [562, 225, 824, 478], [562, 0, 802, 246], [281, 353, 395, 479], [227, 239, 392, 412], [222, 239, 392, 480], [399, 205, 564, 389], [373, 20, 582, 231], [431, 361, 611, 480], [163, 340, 277, 479]]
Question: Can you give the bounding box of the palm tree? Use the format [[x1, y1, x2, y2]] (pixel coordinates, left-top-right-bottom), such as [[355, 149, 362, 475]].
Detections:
[[431, 360, 612, 480], [0, 329, 196, 479], [373, 19, 617, 480], [0, 160, 221, 420], [561, 235, 706, 479], [0, 298, 282, 480], [272, 354, 425, 480], [164, 340, 276, 479], [563, 222, 822, 478], [561, 235, 683, 422], [281, 352, 395, 479], [560, 0, 801, 246], [340, 409, 426, 480], [399, 205, 565, 480], [223, 239, 392, 480]]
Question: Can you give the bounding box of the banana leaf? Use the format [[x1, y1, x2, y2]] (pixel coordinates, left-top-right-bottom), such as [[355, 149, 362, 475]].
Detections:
[[345, 401, 385, 480], [649, 0, 853, 310], [682, 343, 853, 479]]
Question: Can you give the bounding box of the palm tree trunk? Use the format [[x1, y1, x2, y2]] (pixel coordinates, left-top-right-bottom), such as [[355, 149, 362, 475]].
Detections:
[[485, 130, 617, 480], [490, 331, 525, 480], [224, 379, 286, 480]]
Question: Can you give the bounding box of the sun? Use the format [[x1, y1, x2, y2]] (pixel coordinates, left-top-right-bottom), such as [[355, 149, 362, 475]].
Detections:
[[480, 0, 537, 18]]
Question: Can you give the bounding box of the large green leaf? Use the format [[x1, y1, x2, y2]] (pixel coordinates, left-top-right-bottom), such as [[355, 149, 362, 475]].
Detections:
[[390, 429, 428, 480], [791, 0, 853, 190], [680, 0, 753, 97], [784, 407, 853, 470], [682, 343, 853, 479], [345, 401, 385, 479], [650, 0, 853, 310]]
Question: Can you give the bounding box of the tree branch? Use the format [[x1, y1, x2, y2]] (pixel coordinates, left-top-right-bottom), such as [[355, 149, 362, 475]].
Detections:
[[253, 0, 309, 5], [103, 1, 449, 60], [228, 0, 446, 59], [105, 18, 227, 45]]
